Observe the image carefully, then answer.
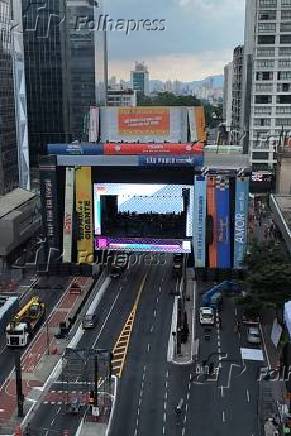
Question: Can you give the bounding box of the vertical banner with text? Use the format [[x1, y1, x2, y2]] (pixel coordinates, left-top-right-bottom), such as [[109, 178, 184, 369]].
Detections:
[[76, 167, 94, 264], [207, 176, 217, 268], [233, 177, 249, 269], [215, 177, 231, 269], [62, 168, 74, 263], [193, 176, 206, 268]]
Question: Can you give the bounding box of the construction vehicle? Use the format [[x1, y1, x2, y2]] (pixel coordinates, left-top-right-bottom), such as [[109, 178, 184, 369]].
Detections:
[[6, 297, 45, 347]]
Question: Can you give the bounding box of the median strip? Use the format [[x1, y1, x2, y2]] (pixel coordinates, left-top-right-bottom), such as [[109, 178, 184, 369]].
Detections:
[[112, 275, 147, 378]]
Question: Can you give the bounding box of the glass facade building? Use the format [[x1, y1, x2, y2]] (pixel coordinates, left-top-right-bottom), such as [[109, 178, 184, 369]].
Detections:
[[0, 0, 18, 195], [23, 0, 107, 170]]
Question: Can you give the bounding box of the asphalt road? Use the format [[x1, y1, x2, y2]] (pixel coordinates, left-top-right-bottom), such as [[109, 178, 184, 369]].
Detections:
[[28, 262, 150, 435], [25, 271, 266, 436], [0, 276, 68, 385]]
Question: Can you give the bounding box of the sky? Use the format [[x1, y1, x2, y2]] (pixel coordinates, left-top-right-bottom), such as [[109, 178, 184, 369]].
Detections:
[[106, 0, 245, 82]]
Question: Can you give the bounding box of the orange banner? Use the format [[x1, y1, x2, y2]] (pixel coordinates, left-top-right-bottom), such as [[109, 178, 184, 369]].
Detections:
[[118, 107, 170, 135]]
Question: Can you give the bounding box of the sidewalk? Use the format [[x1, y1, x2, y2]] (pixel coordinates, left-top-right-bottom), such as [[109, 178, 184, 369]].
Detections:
[[171, 268, 195, 365]]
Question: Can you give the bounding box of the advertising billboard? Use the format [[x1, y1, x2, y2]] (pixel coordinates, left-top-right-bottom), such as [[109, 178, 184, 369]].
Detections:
[[215, 177, 231, 269], [48, 143, 103, 155], [233, 177, 249, 269], [207, 177, 217, 268], [104, 142, 203, 155], [118, 107, 170, 136], [89, 107, 100, 143], [62, 168, 74, 263], [188, 107, 206, 143], [100, 106, 188, 143], [39, 155, 60, 251], [138, 155, 204, 167], [75, 167, 94, 264], [193, 176, 206, 268], [95, 237, 191, 254]]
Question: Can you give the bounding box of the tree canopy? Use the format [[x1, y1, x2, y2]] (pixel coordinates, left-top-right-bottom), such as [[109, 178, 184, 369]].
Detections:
[[238, 240, 291, 316], [138, 92, 223, 129]]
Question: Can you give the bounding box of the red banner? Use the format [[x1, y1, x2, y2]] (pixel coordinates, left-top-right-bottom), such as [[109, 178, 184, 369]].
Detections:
[[104, 143, 204, 155]]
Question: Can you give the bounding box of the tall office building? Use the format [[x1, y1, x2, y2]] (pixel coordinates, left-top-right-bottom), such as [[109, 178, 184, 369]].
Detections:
[[23, 0, 107, 170], [223, 62, 233, 133], [232, 45, 244, 144], [130, 62, 150, 97], [243, 0, 291, 169], [0, 0, 29, 195]]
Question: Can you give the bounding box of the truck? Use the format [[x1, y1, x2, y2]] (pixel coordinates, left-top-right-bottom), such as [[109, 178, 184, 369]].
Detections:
[[201, 281, 242, 309], [6, 297, 45, 347]]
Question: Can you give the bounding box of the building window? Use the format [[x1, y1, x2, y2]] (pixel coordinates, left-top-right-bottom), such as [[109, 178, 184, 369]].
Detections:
[[257, 47, 275, 56], [276, 118, 291, 126], [276, 106, 291, 114], [255, 95, 272, 104], [277, 82, 291, 91], [256, 59, 275, 67], [256, 82, 273, 91], [258, 35, 276, 44], [280, 34, 291, 43], [258, 10, 277, 19], [279, 47, 291, 56], [281, 10, 291, 19], [281, 23, 291, 32], [282, 0, 291, 7], [278, 58, 291, 67], [278, 71, 291, 80], [258, 23, 276, 33], [254, 118, 272, 126], [254, 106, 272, 114], [259, 0, 277, 7], [277, 95, 291, 104], [256, 71, 273, 80]]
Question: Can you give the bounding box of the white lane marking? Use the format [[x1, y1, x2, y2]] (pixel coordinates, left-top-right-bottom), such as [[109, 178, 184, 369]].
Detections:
[[162, 426, 165, 435], [147, 343, 150, 352], [235, 307, 238, 317], [222, 411, 226, 423], [92, 287, 123, 348], [163, 412, 166, 423], [150, 325, 154, 333], [182, 428, 186, 436], [186, 392, 190, 401], [246, 389, 250, 403], [164, 401, 167, 410], [153, 309, 157, 318], [220, 386, 224, 398], [156, 297, 159, 304]]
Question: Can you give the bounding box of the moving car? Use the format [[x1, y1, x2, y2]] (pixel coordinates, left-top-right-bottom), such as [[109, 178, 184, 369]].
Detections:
[[199, 307, 215, 326], [247, 326, 261, 344]]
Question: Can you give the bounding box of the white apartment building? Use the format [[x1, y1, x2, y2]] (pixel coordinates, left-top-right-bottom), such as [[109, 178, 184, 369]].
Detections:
[[244, 0, 291, 169], [223, 62, 233, 132]]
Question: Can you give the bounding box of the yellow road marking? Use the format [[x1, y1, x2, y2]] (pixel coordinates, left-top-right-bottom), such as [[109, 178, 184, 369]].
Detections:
[[112, 274, 147, 378]]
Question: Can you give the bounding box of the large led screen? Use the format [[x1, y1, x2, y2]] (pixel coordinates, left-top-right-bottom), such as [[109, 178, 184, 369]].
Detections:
[[94, 183, 193, 253]]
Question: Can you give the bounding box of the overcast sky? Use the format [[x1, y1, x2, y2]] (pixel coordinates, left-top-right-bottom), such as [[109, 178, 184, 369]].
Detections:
[[106, 0, 245, 82]]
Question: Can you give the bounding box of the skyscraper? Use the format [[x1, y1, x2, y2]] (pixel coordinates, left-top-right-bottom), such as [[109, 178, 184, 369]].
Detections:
[[0, 0, 29, 195], [23, 0, 107, 170], [130, 62, 150, 97], [243, 0, 291, 169], [223, 62, 233, 133], [232, 45, 244, 144]]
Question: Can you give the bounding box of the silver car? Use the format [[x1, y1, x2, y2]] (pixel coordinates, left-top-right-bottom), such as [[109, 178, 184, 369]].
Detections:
[[247, 326, 261, 344]]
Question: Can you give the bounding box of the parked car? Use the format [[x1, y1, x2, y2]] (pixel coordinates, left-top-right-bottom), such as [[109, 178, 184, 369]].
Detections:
[[247, 326, 261, 344]]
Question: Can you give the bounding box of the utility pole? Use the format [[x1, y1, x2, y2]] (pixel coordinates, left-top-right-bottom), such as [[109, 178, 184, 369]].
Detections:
[[15, 352, 24, 417], [94, 355, 98, 408]]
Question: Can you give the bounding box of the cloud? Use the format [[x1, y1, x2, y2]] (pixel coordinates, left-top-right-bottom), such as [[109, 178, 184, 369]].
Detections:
[[109, 49, 233, 82]]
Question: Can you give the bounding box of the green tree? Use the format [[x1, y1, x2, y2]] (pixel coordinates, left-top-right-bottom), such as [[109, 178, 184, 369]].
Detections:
[[238, 240, 291, 316], [138, 92, 222, 129]]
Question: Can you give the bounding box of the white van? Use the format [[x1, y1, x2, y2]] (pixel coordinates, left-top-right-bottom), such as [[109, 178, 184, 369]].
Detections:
[[199, 307, 215, 326]]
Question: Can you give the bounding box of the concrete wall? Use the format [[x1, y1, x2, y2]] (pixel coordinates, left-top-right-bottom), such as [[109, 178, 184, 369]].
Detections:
[[277, 155, 291, 195], [0, 197, 41, 257]]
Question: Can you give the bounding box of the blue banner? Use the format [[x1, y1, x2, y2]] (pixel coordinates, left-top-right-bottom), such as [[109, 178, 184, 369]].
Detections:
[[215, 177, 231, 269], [48, 143, 104, 155], [193, 176, 206, 268], [233, 177, 249, 269], [138, 155, 204, 167]]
